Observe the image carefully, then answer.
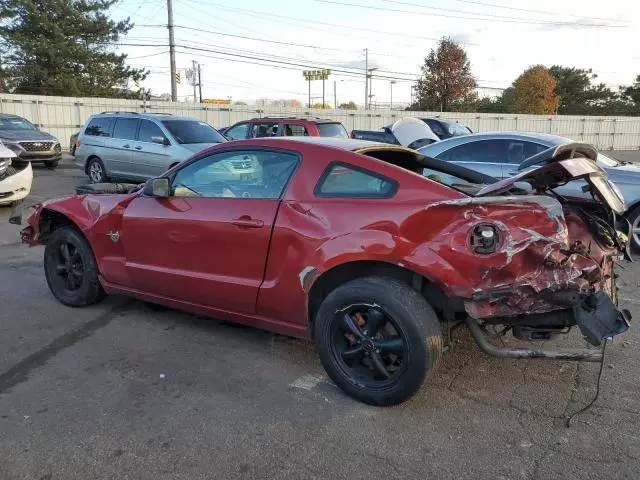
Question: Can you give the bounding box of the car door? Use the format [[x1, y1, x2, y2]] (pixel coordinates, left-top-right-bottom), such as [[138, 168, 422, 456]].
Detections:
[[435, 139, 511, 178], [120, 148, 300, 314], [132, 119, 173, 178], [102, 117, 139, 178], [249, 122, 280, 138]]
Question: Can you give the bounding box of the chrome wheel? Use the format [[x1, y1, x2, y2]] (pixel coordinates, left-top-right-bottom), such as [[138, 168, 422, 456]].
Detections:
[[89, 160, 104, 183], [633, 215, 640, 250]]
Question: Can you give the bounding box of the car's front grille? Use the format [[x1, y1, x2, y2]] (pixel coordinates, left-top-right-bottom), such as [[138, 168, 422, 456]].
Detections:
[[230, 160, 253, 170], [19, 141, 54, 152]]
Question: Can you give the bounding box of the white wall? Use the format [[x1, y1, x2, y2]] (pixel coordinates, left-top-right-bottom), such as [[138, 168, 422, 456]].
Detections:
[[1, 93, 639, 151]]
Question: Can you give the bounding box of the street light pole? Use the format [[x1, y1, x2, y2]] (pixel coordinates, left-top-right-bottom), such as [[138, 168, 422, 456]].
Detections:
[[390, 80, 396, 110]]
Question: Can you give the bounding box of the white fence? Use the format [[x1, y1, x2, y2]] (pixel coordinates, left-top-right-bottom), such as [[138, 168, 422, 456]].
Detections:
[[2, 93, 640, 151]]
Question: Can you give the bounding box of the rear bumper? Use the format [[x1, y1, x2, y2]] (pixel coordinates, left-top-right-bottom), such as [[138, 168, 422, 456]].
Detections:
[[0, 163, 33, 205]]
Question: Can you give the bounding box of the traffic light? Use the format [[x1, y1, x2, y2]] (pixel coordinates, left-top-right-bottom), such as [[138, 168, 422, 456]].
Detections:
[[175, 72, 181, 84]]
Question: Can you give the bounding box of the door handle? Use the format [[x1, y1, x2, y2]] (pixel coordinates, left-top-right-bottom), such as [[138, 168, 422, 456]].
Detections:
[[135, 146, 143, 150], [123, 144, 131, 149], [231, 216, 264, 228]]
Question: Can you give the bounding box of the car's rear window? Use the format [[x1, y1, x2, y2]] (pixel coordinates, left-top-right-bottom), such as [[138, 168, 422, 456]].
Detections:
[[317, 123, 348, 138], [162, 120, 226, 144]]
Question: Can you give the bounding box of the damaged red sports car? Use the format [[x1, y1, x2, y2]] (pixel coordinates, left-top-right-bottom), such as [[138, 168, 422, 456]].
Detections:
[[16, 137, 632, 405]]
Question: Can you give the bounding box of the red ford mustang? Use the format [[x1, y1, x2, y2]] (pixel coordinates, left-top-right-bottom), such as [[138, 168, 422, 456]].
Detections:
[[17, 138, 631, 405]]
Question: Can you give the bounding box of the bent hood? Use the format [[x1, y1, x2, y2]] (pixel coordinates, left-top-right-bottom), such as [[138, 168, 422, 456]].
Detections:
[[478, 142, 625, 214], [390, 117, 439, 148]]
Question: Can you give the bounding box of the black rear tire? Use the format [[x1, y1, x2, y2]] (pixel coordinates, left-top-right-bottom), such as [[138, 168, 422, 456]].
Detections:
[[44, 226, 106, 307], [313, 276, 443, 406]]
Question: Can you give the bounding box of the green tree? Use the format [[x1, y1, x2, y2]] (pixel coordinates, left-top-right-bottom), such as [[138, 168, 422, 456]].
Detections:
[[0, 0, 147, 97], [338, 101, 358, 110], [622, 75, 640, 105], [414, 37, 477, 112], [549, 66, 617, 114], [506, 65, 560, 114], [311, 102, 330, 109]]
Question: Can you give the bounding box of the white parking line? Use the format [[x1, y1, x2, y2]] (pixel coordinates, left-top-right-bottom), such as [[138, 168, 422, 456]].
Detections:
[[289, 374, 326, 391]]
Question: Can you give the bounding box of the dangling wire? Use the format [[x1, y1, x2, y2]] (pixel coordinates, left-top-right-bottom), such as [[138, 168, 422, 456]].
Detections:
[[565, 339, 607, 428]]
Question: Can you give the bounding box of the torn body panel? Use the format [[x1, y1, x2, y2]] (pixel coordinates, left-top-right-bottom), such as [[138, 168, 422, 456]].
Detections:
[[396, 195, 625, 336]]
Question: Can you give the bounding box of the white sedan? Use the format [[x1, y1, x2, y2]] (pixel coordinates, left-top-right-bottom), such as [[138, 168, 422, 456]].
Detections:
[[0, 144, 33, 206]]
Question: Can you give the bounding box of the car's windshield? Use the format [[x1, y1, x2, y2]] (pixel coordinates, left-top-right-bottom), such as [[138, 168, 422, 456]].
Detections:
[[597, 153, 619, 168], [0, 116, 37, 131], [440, 120, 471, 136], [317, 123, 349, 138], [162, 120, 226, 144]]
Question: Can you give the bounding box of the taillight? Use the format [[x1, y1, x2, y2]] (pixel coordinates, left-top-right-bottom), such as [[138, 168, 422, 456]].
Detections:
[[470, 224, 499, 254]]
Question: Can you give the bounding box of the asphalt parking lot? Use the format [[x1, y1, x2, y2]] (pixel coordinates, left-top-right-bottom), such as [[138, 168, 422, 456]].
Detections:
[[1, 156, 640, 479]]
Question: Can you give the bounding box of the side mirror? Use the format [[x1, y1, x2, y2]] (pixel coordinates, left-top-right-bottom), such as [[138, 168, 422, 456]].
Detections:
[[143, 177, 170, 197], [151, 136, 170, 146]]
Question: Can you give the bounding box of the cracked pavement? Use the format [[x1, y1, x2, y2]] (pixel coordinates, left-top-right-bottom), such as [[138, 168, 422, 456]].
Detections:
[[0, 157, 639, 479]]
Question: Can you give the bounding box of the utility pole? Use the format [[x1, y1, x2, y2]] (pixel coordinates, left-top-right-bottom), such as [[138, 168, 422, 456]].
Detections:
[[334, 80, 337, 109], [192, 60, 198, 103], [367, 68, 377, 110], [198, 63, 202, 103], [167, 0, 177, 102], [322, 77, 325, 108], [364, 48, 368, 110], [390, 80, 396, 110]]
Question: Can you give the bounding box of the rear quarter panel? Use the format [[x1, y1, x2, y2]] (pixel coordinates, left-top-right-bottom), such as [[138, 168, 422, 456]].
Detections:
[[255, 142, 469, 325]]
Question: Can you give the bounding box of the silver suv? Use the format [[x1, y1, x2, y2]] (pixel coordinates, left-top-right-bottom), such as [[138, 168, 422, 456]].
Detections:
[[75, 112, 227, 183]]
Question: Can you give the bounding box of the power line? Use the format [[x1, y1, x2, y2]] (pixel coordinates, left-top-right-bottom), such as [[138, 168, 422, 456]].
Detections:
[[382, 0, 627, 24], [127, 50, 169, 59], [315, 0, 626, 27], [450, 0, 627, 22], [177, 1, 475, 45]]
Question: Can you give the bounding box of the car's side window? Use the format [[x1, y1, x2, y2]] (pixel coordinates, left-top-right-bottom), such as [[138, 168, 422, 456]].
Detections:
[[137, 120, 166, 144], [315, 162, 397, 198], [438, 140, 510, 164], [84, 118, 113, 137], [284, 124, 308, 136], [171, 150, 299, 199], [250, 123, 279, 138], [112, 118, 139, 140], [226, 123, 249, 140]]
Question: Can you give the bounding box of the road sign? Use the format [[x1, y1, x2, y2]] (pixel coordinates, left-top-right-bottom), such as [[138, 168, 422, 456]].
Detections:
[[303, 69, 331, 81]]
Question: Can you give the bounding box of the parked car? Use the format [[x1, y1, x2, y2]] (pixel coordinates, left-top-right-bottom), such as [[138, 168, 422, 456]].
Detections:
[[220, 117, 348, 140], [418, 132, 640, 252], [351, 117, 471, 145], [0, 144, 33, 206], [18, 137, 630, 406], [351, 117, 440, 148], [74, 112, 227, 183], [70, 132, 79, 155], [0, 114, 62, 169]]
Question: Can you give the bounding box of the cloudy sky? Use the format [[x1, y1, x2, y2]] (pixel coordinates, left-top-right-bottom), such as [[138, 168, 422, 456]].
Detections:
[[112, 0, 639, 106]]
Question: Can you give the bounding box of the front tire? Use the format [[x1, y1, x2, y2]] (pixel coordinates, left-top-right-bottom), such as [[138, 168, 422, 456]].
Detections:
[[44, 226, 106, 307], [627, 204, 640, 254], [87, 157, 108, 183], [313, 276, 443, 406]]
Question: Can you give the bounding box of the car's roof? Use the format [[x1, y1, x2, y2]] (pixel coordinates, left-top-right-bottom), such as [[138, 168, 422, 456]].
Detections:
[[244, 117, 340, 124], [435, 131, 570, 145], [0, 113, 26, 119], [237, 136, 389, 151], [90, 112, 199, 122]]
